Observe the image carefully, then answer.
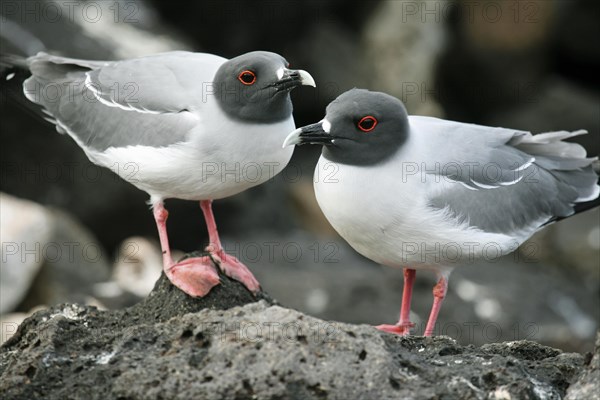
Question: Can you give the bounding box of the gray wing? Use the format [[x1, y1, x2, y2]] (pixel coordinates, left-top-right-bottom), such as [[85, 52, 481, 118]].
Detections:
[[419, 118, 599, 235], [23, 51, 225, 152]]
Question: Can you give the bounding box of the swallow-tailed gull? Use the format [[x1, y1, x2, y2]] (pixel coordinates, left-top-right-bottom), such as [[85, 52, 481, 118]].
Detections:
[[10, 50, 315, 297], [284, 88, 599, 336]]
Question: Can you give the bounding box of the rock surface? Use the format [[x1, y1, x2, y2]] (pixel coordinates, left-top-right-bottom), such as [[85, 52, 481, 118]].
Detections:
[[1, 266, 595, 400], [566, 331, 600, 400]]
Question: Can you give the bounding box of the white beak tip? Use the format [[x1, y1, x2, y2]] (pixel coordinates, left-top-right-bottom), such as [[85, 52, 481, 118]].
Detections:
[[283, 128, 302, 148], [298, 70, 316, 88]]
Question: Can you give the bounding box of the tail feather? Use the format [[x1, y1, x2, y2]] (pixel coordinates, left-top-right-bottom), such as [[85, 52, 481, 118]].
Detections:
[[0, 54, 29, 70], [542, 195, 600, 227], [2, 52, 107, 134], [524, 129, 587, 143], [511, 129, 589, 159], [1, 53, 53, 125], [573, 196, 600, 214], [512, 129, 600, 217], [534, 155, 597, 171]]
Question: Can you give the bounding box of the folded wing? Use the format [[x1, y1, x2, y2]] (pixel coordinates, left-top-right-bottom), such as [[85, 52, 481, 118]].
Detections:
[[411, 117, 600, 237], [23, 51, 226, 152]]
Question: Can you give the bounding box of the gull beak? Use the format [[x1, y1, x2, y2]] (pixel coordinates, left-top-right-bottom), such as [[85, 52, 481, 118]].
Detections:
[[283, 121, 332, 148], [296, 69, 316, 87], [274, 68, 316, 92]]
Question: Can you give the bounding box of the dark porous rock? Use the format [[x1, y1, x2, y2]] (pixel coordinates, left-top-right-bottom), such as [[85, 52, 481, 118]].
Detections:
[[130, 250, 276, 324], [566, 333, 600, 400], [0, 261, 593, 400]]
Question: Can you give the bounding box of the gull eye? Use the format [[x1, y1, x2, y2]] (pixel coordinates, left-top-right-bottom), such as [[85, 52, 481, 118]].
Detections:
[[357, 116, 377, 132], [238, 70, 256, 85]]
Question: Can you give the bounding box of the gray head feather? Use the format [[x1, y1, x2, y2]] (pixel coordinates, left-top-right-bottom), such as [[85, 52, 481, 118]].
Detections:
[[322, 89, 410, 166]]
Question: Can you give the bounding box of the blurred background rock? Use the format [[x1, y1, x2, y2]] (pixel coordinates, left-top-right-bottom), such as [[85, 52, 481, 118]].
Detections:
[[0, 0, 598, 352]]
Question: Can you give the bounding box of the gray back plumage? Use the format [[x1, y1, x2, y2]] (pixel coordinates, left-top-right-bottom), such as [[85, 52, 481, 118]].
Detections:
[[423, 119, 599, 236], [22, 52, 224, 151]]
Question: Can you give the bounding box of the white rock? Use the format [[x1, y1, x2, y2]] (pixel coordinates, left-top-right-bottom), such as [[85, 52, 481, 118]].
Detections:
[[0, 193, 53, 313]]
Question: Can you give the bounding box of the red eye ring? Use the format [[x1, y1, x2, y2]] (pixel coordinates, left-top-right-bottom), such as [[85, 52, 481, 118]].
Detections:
[[238, 70, 256, 85], [358, 116, 377, 132]]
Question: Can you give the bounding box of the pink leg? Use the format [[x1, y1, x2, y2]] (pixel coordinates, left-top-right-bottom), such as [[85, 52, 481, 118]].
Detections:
[[376, 268, 417, 335], [153, 201, 220, 297], [424, 276, 448, 337], [200, 200, 260, 294]]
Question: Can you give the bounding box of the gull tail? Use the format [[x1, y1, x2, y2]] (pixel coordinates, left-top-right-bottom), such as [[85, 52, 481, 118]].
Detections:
[[511, 129, 600, 202], [555, 157, 600, 222], [0, 53, 58, 126], [1, 54, 29, 69], [543, 195, 600, 227], [513, 131, 600, 226], [1, 53, 30, 84]]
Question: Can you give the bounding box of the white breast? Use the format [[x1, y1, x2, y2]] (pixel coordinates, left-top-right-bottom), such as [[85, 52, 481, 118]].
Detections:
[[90, 100, 295, 201], [313, 150, 518, 270]]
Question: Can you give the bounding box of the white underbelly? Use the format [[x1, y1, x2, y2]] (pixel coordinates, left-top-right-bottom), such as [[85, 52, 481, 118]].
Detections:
[[89, 120, 295, 201], [314, 157, 520, 269]]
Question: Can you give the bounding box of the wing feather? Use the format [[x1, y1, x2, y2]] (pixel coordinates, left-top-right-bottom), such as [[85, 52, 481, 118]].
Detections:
[[22, 51, 225, 151], [409, 116, 599, 236]]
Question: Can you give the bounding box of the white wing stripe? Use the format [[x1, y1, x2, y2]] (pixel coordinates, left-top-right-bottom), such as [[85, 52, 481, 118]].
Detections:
[[470, 180, 500, 189], [84, 73, 161, 115], [498, 174, 525, 186], [513, 157, 535, 172]]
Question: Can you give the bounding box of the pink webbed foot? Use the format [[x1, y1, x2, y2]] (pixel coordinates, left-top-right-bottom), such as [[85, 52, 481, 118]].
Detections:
[[376, 322, 415, 336], [165, 256, 221, 297], [199, 200, 260, 294], [208, 246, 261, 294]]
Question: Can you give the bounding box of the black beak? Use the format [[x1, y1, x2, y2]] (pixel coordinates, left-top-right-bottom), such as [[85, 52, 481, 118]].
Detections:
[[283, 121, 333, 147], [272, 69, 316, 92]]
